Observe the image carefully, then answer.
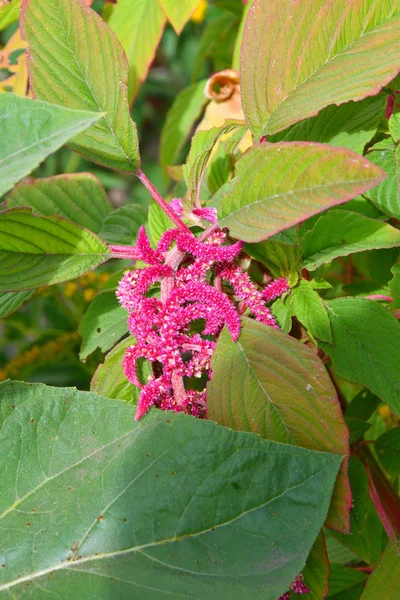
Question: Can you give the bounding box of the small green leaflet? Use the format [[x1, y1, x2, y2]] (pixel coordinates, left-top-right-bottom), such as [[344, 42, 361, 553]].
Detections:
[[366, 143, 400, 220], [0, 381, 342, 600], [0, 94, 101, 197], [292, 280, 332, 343], [6, 173, 112, 234], [91, 336, 140, 403], [0, 209, 110, 291], [21, 0, 140, 172]]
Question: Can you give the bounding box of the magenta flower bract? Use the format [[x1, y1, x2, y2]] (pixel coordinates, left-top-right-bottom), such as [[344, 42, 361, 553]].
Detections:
[[278, 574, 310, 600], [117, 226, 288, 420]]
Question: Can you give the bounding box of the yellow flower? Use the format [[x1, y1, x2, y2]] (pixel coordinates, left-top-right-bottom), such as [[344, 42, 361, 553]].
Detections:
[[64, 281, 79, 297], [191, 0, 207, 23], [83, 288, 96, 303]]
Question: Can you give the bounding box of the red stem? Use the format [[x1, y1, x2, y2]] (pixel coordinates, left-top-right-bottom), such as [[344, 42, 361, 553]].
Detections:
[[109, 245, 141, 260], [365, 462, 397, 542], [137, 169, 191, 234]]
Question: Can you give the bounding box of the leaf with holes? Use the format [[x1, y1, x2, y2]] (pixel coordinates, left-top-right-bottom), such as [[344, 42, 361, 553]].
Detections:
[[207, 317, 351, 533], [0, 94, 101, 197], [21, 0, 140, 172], [320, 298, 400, 415], [108, 0, 166, 103], [0, 209, 110, 291], [0, 381, 342, 600], [241, 0, 400, 138], [6, 174, 112, 234], [216, 143, 385, 242], [300, 210, 400, 271], [79, 291, 128, 359]]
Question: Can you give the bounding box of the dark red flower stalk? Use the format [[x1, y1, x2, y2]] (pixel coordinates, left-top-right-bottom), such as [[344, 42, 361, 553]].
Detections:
[[117, 226, 289, 420]]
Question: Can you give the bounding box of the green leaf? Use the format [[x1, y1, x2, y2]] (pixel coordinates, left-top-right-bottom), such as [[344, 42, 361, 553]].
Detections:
[[300, 210, 400, 271], [158, 0, 200, 33], [270, 96, 387, 155], [270, 296, 293, 334], [389, 110, 400, 143], [108, 0, 166, 103], [207, 317, 350, 533], [241, 0, 400, 138], [389, 259, 400, 308], [0, 380, 342, 599], [302, 531, 329, 600], [216, 143, 385, 242], [148, 199, 175, 245], [0, 0, 21, 31], [21, 0, 140, 172], [327, 565, 367, 599], [232, 0, 254, 69], [292, 280, 332, 343], [91, 336, 142, 403], [160, 80, 208, 180], [321, 299, 400, 416], [0, 208, 110, 292], [346, 389, 381, 422], [184, 121, 245, 204], [6, 174, 112, 234], [360, 541, 400, 599], [0, 290, 35, 318], [345, 417, 372, 444], [193, 12, 240, 80], [375, 428, 400, 476], [79, 290, 128, 359], [366, 143, 400, 219], [99, 204, 148, 245], [0, 94, 101, 198]]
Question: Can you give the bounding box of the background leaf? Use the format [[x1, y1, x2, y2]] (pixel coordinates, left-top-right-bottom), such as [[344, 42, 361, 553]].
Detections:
[[360, 541, 400, 599], [0, 0, 21, 31], [99, 204, 147, 245], [321, 298, 400, 415], [327, 565, 367, 599], [78, 290, 128, 359], [241, 0, 400, 137], [217, 143, 385, 242], [0, 381, 342, 600], [21, 0, 140, 172], [6, 174, 112, 234], [108, 0, 166, 103], [0, 94, 101, 197], [158, 0, 201, 34], [207, 317, 350, 532], [0, 209, 110, 291], [160, 80, 208, 179], [300, 210, 400, 271], [375, 428, 400, 476]]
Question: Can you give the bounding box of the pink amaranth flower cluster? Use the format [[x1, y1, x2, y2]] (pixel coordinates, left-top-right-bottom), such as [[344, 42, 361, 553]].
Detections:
[[116, 225, 288, 421], [278, 574, 310, 600]]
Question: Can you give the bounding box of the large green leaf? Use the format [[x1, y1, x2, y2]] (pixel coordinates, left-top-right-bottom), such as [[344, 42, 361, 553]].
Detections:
[[300, 210, 400, 271], [0, 209, 110, 291], [216, 143, 385, 242], [0, 0, 21, 31], [0, 94, 101, 198], [99, 204, 147, 245], [160, 80, 208, 178], [21, 0, 140, 172], [270, 96, 387, 155], [321, 299, 400, 416], [158, 0, 200, 33], [79, 290, 128, 359], [0, 381, 342, 599], [241, 0, 400, 138], [6, 174, 112, 234], [360, 542, 400, 599], [366, 143, 400, 219], [0, 290, 35, 318], [207, 318, 350, 532], [331, 458, 387, 565], [108, 0, 166, 103]]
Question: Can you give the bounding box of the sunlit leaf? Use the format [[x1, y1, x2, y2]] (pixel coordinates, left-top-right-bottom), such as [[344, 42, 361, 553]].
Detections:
[[216, 143, 385, 242], [158, 0, 201, 34], [0, 209, 110, 291], [0, 0, 21, 31], [21, 0, 140, 172], [241, 0, 400, 138]]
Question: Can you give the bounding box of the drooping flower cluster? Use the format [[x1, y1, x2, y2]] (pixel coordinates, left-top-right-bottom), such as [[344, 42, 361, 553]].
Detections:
[[278, 574, 310, 600], [116, 225, 288, 421]]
